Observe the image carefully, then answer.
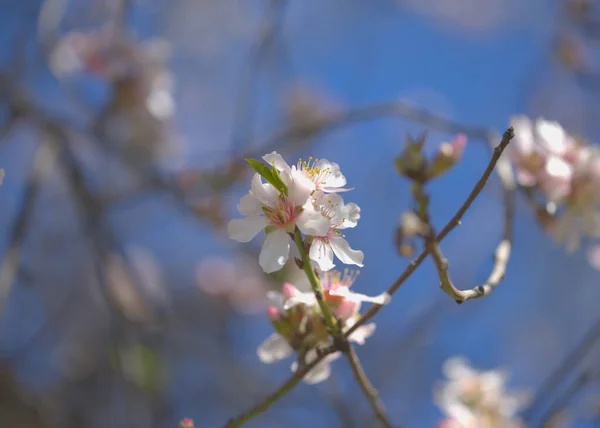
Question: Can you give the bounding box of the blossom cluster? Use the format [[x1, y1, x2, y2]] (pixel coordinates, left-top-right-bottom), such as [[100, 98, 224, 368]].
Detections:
[[51, 28, 175, 120], [257, 271, 388, 383], [509, 116, 600, 251], [227, 152, 363, 273], [435, 357, 529, 428], [228, 152, 389, 383]]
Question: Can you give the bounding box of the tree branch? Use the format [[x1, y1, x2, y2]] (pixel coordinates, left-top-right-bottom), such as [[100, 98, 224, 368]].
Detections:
[[345, 127, 514, 335], [223, 346, 337, 428], [344, 346, 395, 428]]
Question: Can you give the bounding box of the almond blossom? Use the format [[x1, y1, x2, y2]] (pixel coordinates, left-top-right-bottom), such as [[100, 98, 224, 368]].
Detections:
[[227, 169, 329, 273], [309, 192, 364, 271], [435, 357, 529, 428], [263, 152, 351, 193], [256, 271, 388, 384], [509, 116, 577, 202]]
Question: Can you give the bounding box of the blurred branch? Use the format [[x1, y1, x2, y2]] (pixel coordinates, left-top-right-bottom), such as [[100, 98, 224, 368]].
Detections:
[[523, 318, 600, 422], [230, 0, 288, 154], [223, 345, 337, 428], [344, 346, 395, 428], [0, 139, 60, 313], [539, 371, 590, 428], [346, 127, 514, 335]]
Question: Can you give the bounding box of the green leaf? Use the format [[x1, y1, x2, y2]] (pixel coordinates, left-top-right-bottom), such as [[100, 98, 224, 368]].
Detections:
[[245, 158, 288, 194]]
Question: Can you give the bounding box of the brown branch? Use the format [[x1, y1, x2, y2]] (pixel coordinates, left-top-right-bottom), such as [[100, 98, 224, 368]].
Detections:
[[223, 346, 337, 428], [0, 139, 59, 313], [345, 127, 515, 335], [344, 346, 395, 428]]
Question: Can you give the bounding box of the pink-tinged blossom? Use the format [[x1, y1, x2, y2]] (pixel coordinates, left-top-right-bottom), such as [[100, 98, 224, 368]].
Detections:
[[435, 357, 530, 428], [509, 115, 577, 201], [554, 146, 600, 251], [256, 272, 388, 384], [227, 169, 329, 273], [309, 192, 364, 271], [263, 151, 352, 193]]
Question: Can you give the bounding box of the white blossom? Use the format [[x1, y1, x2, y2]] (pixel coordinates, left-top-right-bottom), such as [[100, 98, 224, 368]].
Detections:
[[435, 357, 529, 428], [309, 192, 364, 271], [227, 170, 329, 273], [263, 152, 352, 193]]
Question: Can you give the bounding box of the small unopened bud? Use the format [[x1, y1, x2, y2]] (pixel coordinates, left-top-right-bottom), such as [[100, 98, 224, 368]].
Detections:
[[427, 134, 467, 179], [179, 418, 194, 428], [282, 283, 299, 300], [395, 133, 427, 180], [267, 305, 281, 321]]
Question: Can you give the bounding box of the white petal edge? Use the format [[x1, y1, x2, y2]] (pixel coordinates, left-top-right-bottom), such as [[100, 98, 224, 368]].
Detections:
[[330, 236, 364, 266], [259, 229, 290, 273], [227, 216, 265, 243], [309, 238, 335, 271], [257, 333, 293, 363]]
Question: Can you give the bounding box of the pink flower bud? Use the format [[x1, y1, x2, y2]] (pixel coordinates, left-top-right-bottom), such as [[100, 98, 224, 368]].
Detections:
[[427, 134, 468, 179], [282, 283, 299, 300], [179, 418, 194, 428], [334, 299, 357, 320], [267, 305, 281, 321]]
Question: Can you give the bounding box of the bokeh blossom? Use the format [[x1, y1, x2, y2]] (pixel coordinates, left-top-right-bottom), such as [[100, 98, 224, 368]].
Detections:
[[509, 116, 600, 251], [435, 357, 530, 428]]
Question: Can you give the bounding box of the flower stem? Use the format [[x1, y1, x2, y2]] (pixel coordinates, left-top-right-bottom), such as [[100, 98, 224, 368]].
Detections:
[[292, 228, 337, 333]]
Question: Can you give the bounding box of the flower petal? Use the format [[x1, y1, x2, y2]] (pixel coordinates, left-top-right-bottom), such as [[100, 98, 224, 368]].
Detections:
[[257, 333, 292, 363], [237, 193, 262, 215], [262, 151, 291, 171], [250, 173, 279, 206], [283, 291, 317, 310], [266, 291, 285, 310], [330, 236, 364, 267], [227, 216, 265, 242], [335, 202, 361, 229], [291, 350, 342, 384], [315, 159, 347, 190], [259, 229, 290, 273], [297, 202, 330, 237], [309, 238, 335, 271], [286, 167, 315, 206], [346, 321, 376, 345]]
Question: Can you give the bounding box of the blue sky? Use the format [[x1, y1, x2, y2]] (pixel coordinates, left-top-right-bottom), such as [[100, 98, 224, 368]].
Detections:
[[3, 1, 600, 427]]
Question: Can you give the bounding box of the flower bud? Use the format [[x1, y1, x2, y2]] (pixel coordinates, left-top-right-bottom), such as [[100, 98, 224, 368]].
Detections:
[[179, 418, 194, 428], [267, 305, 281, 321], [427, 134, 467, 179], [395, 133, 427, 180], [282, 282, 299, 300]]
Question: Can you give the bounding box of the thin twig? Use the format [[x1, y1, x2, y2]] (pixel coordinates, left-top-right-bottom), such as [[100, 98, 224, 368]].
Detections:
[[345, 127, 515, 335], [523, 318, 600, 422], [0, 140, 59, 313], [223, 346, 337, 428], [344, 346, 395, 428], [230, 0, 287, 154]]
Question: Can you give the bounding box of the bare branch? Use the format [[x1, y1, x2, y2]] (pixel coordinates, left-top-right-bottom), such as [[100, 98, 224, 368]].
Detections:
[[345, 127, 515, 336], [0, 139, 60, 313], [344, 346, 395, 428], [223, 346, 337, 428]]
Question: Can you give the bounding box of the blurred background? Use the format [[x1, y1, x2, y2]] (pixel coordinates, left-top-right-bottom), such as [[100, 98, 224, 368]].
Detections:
[[1, 0, 600, 427]]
